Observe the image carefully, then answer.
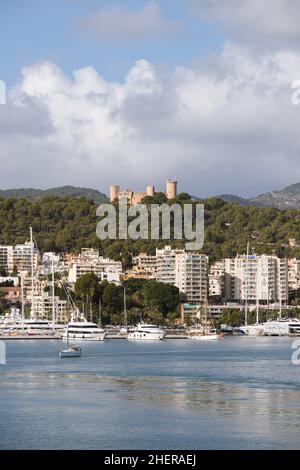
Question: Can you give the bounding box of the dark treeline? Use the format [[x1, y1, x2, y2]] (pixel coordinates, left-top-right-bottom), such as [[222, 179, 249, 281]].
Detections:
[[72, 275, 182, 326], [0, 194, 300, 266]]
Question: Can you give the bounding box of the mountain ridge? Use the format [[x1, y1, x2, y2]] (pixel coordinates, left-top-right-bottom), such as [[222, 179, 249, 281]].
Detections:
[[1, 183, 300, 210], [217, 182, 300, 210], [0, 186, 108, 204]]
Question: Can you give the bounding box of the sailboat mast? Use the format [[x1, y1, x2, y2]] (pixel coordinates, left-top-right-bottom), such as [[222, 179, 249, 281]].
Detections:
[[245, 241, 249, 326], [204, 294, 208, 335], [124, 285, 127, 328], [52, 258, 55, 332], [278, 258, 282, 320], [256, 261, 259, 325], [21, 275, 24, 325], [98, 296, 102, 327], [29, 227, 35, 319]]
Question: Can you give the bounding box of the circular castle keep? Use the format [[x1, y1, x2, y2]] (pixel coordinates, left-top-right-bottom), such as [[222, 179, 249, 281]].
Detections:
[[110, 179, 177, 204]]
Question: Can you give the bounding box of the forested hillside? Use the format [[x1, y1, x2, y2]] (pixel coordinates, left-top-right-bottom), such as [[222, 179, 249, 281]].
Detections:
[[0, 194, 299, 265], [0, 186, 108, 204]]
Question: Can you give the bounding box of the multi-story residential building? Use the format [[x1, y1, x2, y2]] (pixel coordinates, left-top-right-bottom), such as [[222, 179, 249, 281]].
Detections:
[[224, 254, 288, 304], [0, 243, 39, 274], [224, 258, 237, 301], [41, 252, 62, 275], [0, 245, 14, 273], [288, 258, 300, 291], [12, 242, 39, 274], [208, 261, 225, 298], [175, 252, 208, 304], [23, 276, 48, 297], [156, 246, 208, 305], [156, 246, 185, 286], [31, 292, 68, 323], [68, 249, 122, 283], [130, 253, 157, 278], [124, 268, 156, 280], [80, 248, 100, 261]]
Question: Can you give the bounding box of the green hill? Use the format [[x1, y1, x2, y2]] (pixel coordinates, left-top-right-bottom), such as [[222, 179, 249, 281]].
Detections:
[[0, 186, 108, 204], [0, 194, 299, 264]]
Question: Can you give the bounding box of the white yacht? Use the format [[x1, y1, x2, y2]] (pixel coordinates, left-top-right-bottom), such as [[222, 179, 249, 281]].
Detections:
[[62, 313, 107, 341], [6, 319, 61, 335], [240, 324, 264, 337], [187, 325, 220, 341], [127, 323, 166, 341], [0, 309, 61, 336], [0, 309, 22, 331], [262, 318, 300, 336]]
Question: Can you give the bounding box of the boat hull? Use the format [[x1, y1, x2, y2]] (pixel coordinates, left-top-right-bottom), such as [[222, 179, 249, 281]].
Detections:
[[61, 332, 106, 341], [127, 333, 165, 341], [240, 326, 264, 337], [189, 334, 220, 341], [59, 349, 81, 358]]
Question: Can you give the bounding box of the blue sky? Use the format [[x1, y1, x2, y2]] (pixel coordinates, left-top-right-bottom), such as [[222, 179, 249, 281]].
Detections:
[[0, 0, 224, 86]]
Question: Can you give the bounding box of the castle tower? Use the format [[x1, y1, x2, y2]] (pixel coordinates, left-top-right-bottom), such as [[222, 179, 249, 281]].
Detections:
[[166, 179, 177, 199], [146, 185, 155, 197], [110, 185, 120, 202]]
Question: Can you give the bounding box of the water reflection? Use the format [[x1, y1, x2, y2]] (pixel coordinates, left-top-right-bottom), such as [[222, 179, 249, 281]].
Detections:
[[1, 338, 300, 449]]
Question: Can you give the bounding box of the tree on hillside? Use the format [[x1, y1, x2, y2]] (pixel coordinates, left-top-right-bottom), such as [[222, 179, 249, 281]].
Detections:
[[140, 280, 180, 316], [74, 273, 101, 321]]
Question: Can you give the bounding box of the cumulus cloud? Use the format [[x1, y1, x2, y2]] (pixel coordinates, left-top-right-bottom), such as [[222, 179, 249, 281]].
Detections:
[[1, 45, 300, 197], [76, 2, 184, 42], [192, 0, 300, 49]]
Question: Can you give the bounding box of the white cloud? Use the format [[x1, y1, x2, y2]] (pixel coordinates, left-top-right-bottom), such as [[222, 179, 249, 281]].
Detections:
[[1, 46, 300, 197], [193, 0, 300, 49], [76, 2, 184, 42]]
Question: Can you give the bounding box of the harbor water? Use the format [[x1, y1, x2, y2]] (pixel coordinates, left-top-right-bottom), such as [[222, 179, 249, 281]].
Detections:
[[0, 337, 299, 450]]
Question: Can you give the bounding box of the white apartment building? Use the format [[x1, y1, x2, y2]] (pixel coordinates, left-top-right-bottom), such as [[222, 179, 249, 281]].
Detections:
[[22, 275, 48, 297], [156, 246, 185, 285], [41, 252, 62, 275], [0, 245, 13, 273], [68, 252, 122, 283], [175, 253, 208, 304], [31, 292, 68, 323], [224, 254, 288, 304], [0, 243, 39, 274], [208, 261, 225, 297], [13, 242, 39, 273], [288, 258, 300, 291], [156, 246, 208, 305]]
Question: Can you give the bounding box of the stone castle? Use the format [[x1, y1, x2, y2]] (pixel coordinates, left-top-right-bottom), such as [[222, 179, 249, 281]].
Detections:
[[110, 179, 177, 204]]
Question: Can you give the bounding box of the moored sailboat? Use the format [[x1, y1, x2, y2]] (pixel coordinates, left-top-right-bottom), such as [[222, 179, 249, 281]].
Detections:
[[59, 326, 82, 358]]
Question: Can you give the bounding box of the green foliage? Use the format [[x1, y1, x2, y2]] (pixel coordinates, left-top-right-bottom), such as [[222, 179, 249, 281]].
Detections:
[[71, 274, 180, 324], [140, 280, 180, 315], [0, 186, 108, 204], [0, 195, 299, 265], [217, 309, 243, 327], [102, 283, 123, 315], [75, 272, 101, 301]]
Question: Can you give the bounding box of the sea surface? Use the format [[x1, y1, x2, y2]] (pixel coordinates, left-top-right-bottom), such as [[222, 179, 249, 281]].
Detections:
[[0, 337, 299, 450]]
